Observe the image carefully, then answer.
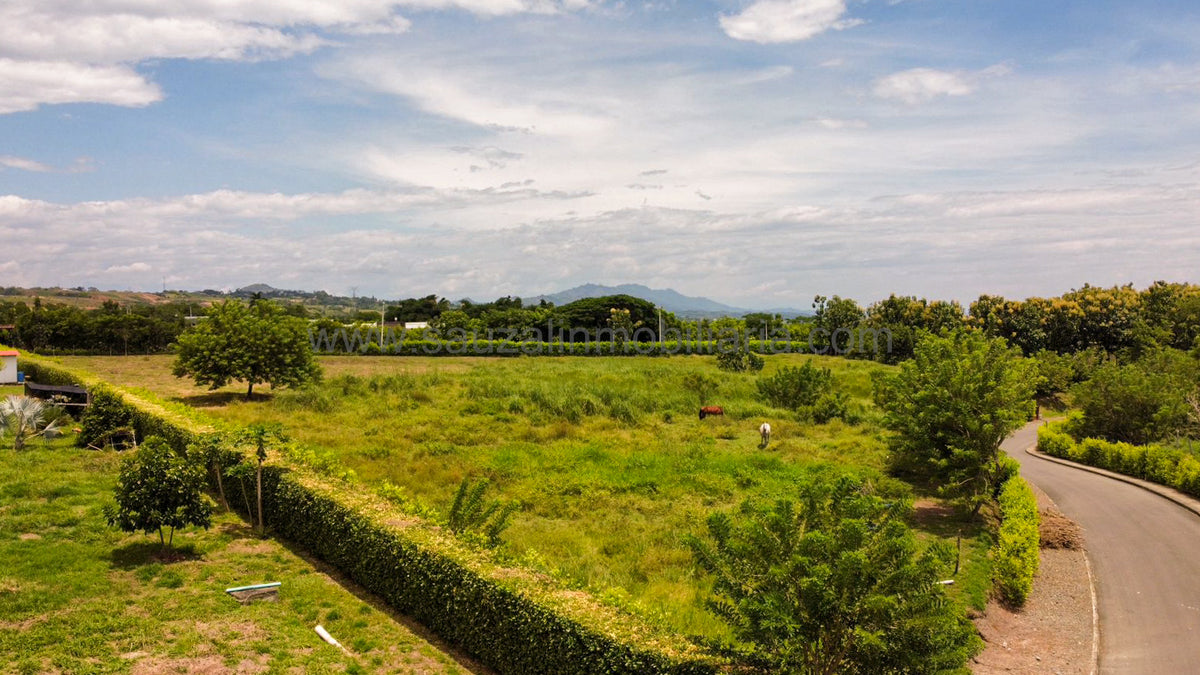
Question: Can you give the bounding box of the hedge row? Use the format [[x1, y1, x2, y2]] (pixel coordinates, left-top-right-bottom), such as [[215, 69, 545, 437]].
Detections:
[[315, 338, 814, 357], [991, 476, 1040, 606], [13, 350, 720, 675], [1038, 422, 1200, 498]]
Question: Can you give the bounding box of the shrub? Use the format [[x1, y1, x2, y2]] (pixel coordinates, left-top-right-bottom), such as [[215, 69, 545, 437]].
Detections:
[[756, 362, 832, 411], [992, 476, 1039, 606], [1036, 424, 1075, 459], [686, 471, 980, 673], [447, 477, 519, 549], [104, 436, 214, 550], [716, 347, 764, 372], [78, 388, 137, 449]]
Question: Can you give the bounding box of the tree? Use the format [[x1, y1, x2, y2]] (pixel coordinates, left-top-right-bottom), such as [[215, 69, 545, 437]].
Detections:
[[173, 299, 321, 399], [687, 472, 979, 674], [0, 396, 62, 450], [811, 295, 864, 354], [104, 437, 214, 550], [873, 331, 1035, 511], [1070, 355, 1192, 445], [237, 424, 285, 535]]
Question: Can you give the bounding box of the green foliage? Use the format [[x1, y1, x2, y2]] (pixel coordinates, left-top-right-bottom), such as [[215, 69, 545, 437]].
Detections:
[[874, 331, 1036, 511], [0, 395, 62, 450], [104, 436, 214, 548], [715, 346, 764, 372], [1071, 356, 1193, 445], [1039, 422, 1200, 497], [756, 362, 832, 410], [447, 477, 518, 549], [172, 299, 322, 398], [78, 387, 137, 449], [681, 371, 720, 406], [686, 471, 980, 674], [992, 477, 1040, 606]]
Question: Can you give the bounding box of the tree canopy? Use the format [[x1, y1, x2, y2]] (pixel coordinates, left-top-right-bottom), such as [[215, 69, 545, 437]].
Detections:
[[687, 471, 980, 674], [172, 299, 321, 399], [104, 437, 214, 549], [874, 330, 1036, 510]]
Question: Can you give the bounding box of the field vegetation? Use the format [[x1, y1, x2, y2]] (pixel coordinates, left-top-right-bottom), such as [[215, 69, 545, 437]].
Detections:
[[63, 353, 994, 638], [0, 432, 472, 674]]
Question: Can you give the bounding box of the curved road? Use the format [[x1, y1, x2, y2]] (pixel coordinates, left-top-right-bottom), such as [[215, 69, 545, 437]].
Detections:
[[1006, 423, 1200, 673]]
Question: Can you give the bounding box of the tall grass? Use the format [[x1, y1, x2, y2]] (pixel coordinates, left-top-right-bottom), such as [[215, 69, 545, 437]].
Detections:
[[63, 353, 985, 637]]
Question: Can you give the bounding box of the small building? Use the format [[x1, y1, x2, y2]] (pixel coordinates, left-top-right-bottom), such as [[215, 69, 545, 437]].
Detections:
[[404, 322, 429, 330], [0, 350, 17, 384]]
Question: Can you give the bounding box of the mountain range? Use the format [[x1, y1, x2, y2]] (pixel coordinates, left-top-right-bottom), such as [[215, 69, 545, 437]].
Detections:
[[521, 283, 809, 319]]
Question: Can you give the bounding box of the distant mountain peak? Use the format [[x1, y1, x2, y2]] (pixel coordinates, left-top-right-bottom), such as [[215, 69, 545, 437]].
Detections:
[[522, 283, 808, 318]]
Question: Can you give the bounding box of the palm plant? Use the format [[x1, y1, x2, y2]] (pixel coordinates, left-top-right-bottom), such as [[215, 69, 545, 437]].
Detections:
[[0, 396, 63, 450]]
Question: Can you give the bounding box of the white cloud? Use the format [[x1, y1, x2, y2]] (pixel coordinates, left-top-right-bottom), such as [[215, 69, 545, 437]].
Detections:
[[872, 68, 973, 103], [105, 262, 153, 274], [0, 155, 52, 172], [0, 0, 593, 113], [873, 64, 1012, 104], [0, 59, 161, 114], [720, 0, 861, 44]]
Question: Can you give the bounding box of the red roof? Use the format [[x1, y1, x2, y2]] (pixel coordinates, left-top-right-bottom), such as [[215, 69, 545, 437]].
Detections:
[[0, 350, 18, 357]]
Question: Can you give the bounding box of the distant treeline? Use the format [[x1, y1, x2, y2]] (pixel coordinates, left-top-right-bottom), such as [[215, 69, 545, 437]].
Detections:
[[4, 282, 1199, 360]]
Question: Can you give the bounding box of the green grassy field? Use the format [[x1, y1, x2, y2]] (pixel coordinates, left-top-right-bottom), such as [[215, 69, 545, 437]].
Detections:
[[61, 353, 993, 638], [0, 433, 475, 674]]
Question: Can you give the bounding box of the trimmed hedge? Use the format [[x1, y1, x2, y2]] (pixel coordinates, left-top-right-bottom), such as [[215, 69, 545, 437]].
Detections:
[[1038, 422, 1200, 498], [11, 350, 720, 674], [313, 337, 812, 357], [992, 476, 1039, 606]]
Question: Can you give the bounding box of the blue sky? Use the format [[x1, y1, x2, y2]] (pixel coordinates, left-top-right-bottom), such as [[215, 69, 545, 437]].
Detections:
[[1, 0, 1198, 307]]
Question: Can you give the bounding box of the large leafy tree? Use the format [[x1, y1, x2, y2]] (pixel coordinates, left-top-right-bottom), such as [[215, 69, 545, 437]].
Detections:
[[687, 472, 980, 675], [873, 330, 1035, 511], [104, 437, 214, 550], [173, 300, 321, 399]]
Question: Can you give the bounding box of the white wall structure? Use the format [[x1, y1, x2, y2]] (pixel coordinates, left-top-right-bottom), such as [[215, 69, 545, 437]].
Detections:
[[0, 350, 17, 384]]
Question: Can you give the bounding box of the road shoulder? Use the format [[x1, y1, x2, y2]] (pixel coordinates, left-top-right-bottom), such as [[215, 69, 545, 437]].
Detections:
[[971, 484, 1095, 674]]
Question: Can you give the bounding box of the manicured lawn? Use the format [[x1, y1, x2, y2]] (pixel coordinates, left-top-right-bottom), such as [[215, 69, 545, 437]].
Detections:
[[62, 353, 992, 637], [0, 434, 475, 674]]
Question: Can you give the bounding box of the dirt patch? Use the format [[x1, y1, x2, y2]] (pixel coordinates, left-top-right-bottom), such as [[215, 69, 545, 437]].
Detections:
[[223, 538, 275, 556], [911, 498, 959, 528], [1039, 507, 1084, 550], [18, 532, 42, 540], [131, 655, 228, 675], [194, 620, 267, 647]]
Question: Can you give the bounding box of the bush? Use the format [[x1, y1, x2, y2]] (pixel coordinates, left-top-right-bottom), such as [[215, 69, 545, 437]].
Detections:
[[687, 471, 980, 673], [104, 436, 215, 549], [992, 476, 1039, 606], [756, 362, 832, 411], [716, 347, 764, 372]]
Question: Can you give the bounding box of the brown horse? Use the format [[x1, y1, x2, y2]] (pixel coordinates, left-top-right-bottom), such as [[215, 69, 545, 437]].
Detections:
[[699, 406, 724, 420]]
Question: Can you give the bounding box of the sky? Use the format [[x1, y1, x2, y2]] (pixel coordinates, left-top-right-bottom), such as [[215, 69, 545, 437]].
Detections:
[[1, 0, 1198, 308]]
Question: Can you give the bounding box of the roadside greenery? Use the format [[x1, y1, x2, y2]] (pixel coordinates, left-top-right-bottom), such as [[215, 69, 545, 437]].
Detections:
[[992, 477, 1040, 606], [874, 331, 1036, 512]]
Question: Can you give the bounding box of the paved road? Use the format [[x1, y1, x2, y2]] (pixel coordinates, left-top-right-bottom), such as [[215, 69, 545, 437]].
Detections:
[[1006, 423, 1200, 674]]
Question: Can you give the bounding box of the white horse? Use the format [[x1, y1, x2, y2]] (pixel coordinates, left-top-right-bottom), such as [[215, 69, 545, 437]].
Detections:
[[759, 422, 771, 448]]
